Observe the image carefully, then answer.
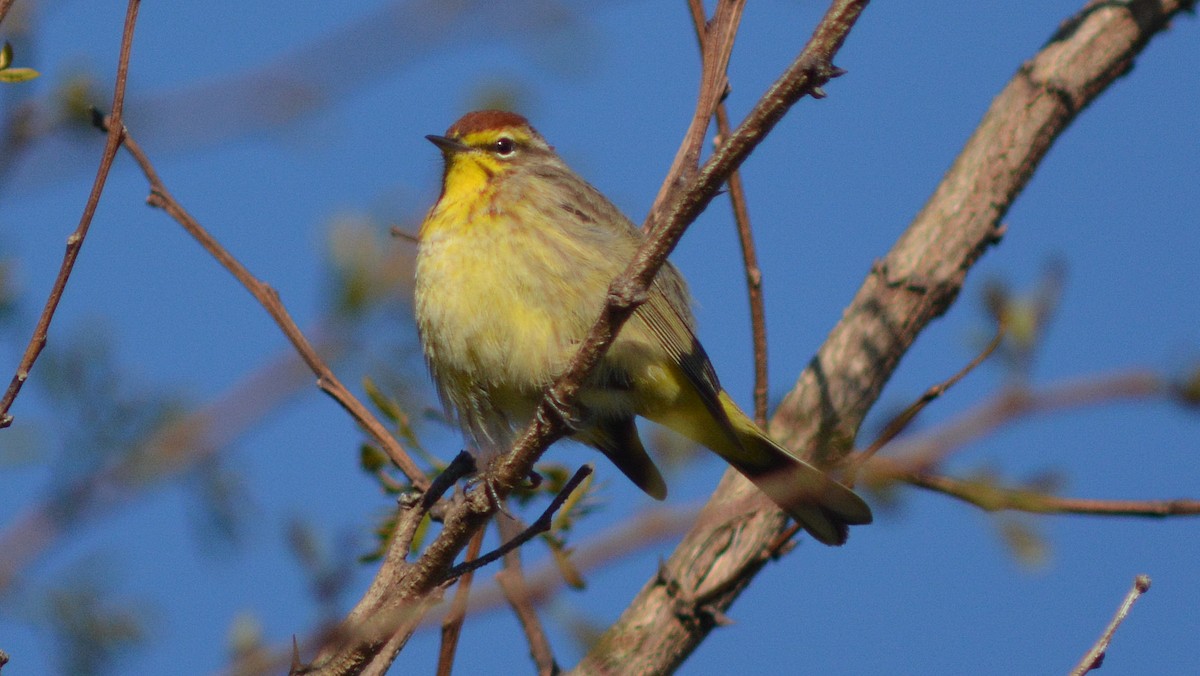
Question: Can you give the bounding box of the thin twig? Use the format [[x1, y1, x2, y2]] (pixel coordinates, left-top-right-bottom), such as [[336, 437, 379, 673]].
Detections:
[[876, 370, 1165, 474], [854, 364, 1197, 515], [0, 0, 17, 27], [440, 465, 593, 584], [496, 568, 558, 676], [392, 455, 475, 558], [111, 126, 430, 491], [0, 330, 339, 594], [421, 452, 475, 512], [494, 511, 558, 676], [0, 0, 140, 429], [644, 0, 747, 224], [1069, 575, 1152, 676], [415, 505, 696, 631], [389, 225, 420, 245], [435, 528, 485, 676], [856, 321, 1005, 465], [721, 117, 769, 426], [686, 0, 770, 425], [896, 471, 1200, 518]]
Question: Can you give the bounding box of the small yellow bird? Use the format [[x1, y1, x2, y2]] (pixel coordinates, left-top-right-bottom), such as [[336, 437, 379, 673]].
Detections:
[[415, 110, 871, 545]]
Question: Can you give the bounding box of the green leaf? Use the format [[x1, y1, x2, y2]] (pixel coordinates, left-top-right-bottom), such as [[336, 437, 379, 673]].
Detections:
[[362, 376, 402, 423], [548, 539, 586, 590], [998, 518, 1049, 569], [359, 443, 387, 473], [0, 67, 39, 83]]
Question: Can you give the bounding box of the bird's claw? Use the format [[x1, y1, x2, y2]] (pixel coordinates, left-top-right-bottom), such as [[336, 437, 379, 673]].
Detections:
[[537, 390, 580, 433]]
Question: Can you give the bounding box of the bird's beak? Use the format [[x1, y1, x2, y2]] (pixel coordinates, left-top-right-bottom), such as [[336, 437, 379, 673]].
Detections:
[[426, 134, 470, 153]]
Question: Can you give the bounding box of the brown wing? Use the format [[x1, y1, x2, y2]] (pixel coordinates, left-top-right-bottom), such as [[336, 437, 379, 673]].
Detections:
[[630, 263, 740, 450]]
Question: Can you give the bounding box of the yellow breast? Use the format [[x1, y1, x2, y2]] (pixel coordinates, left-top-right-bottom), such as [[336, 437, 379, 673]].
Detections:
[[417, 205, 593, 401]]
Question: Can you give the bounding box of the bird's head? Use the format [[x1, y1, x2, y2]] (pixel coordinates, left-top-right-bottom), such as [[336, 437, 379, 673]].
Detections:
[[427, 110, 557, 195]]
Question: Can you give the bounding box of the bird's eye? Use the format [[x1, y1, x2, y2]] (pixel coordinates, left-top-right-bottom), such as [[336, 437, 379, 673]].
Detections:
[[494, 137, 516, 156]]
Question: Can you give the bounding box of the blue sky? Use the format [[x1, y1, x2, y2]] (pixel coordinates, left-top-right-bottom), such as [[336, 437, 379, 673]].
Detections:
[[2, 1, 1198, 673]]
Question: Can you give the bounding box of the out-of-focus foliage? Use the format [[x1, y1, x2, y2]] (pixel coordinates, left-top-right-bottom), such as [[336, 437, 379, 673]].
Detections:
[[41, 577, 146, 676]]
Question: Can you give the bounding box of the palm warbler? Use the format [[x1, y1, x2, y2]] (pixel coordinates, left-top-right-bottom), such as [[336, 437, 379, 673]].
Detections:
[[415, 110, 871, 545]]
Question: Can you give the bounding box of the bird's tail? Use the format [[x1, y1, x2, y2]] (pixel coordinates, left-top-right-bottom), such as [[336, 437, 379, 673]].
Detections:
[[651, 388, 872, 545], [719, 393, 872, 545]]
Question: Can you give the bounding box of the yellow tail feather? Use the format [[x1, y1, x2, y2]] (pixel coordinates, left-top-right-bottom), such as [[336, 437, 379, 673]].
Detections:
[[646, 386, 872, 546]]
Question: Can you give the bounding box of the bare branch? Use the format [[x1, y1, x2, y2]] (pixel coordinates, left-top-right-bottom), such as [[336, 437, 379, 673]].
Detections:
[[0, 0, 141, 429], [850, 364, 1196, 515], [389, 226, 420, 245], [434, 529, 484, 676], [897, 471, 1200, 518], [299, 495, 450, 674], [494, 513, 558, 676], [495, 570, 557, 675], [305, 467, 592, 673], [721, 123, 769, 426], [417, 505, 696, 630], [686, 0, 770, 426], [0, 333, 334, 594], [855, 321, 1005, 466], [111, 127, 430, 491], [228, 505, 696, 675], [420, 452, 475, 513], [440, 465, 593, 584], [1069, 575, 1152, 676], [645, 0, 746, 223], [0, 0, 16, 27], [876, 370, 1165, 474]]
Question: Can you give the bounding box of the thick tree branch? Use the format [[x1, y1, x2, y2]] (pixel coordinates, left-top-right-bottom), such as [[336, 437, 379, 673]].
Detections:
[[574, 1, 1192, 673]]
